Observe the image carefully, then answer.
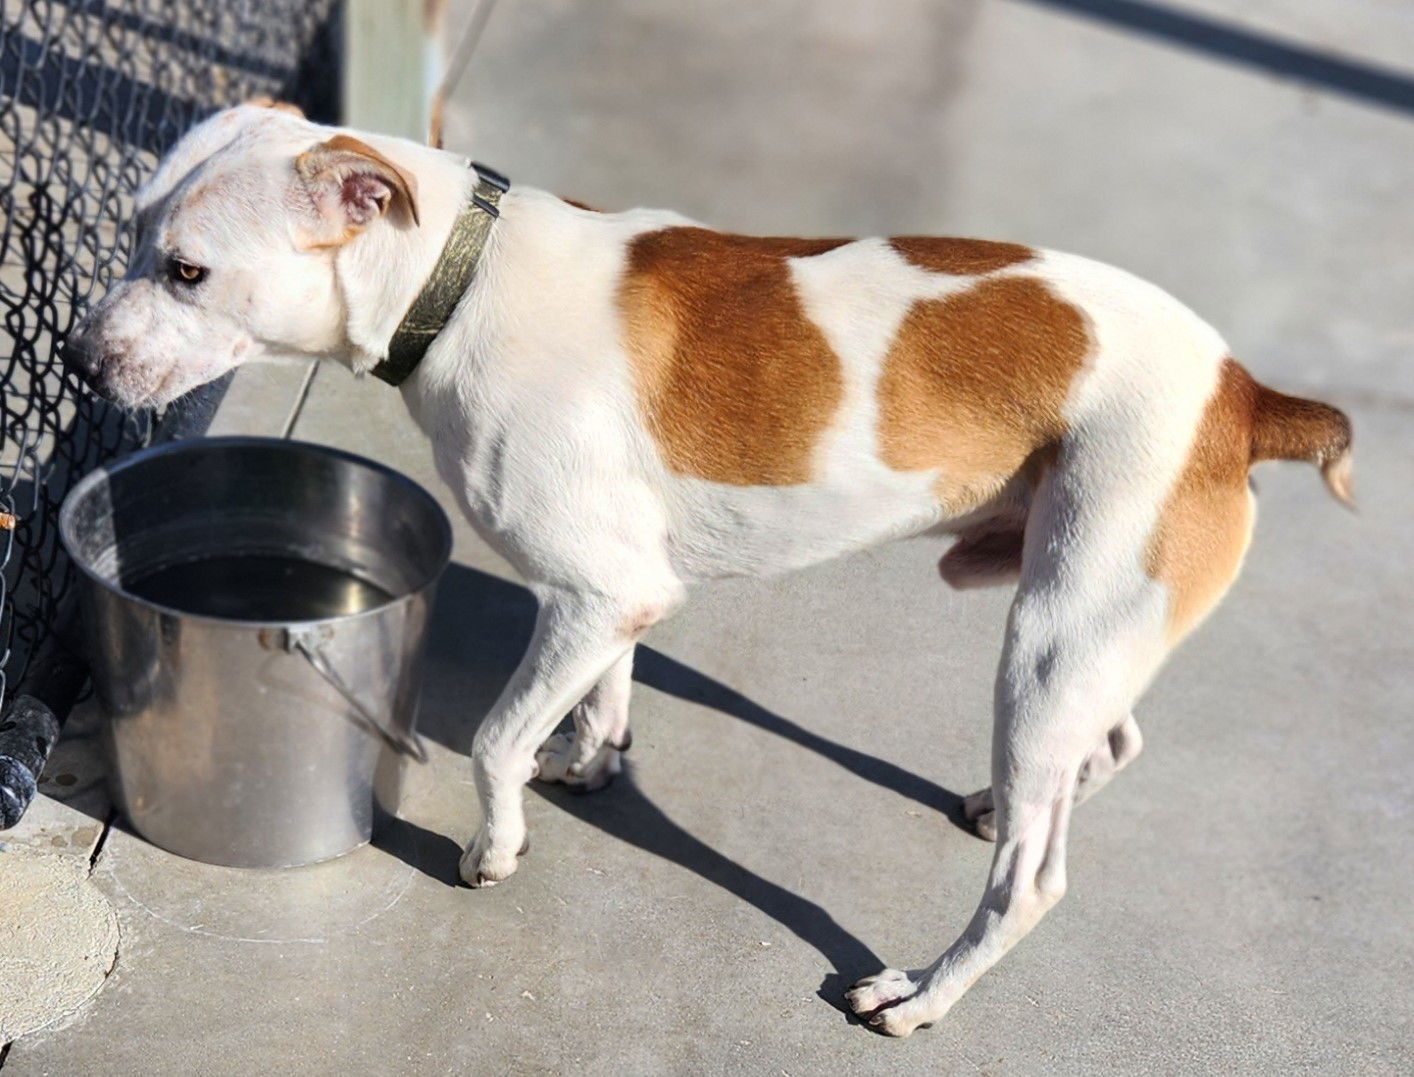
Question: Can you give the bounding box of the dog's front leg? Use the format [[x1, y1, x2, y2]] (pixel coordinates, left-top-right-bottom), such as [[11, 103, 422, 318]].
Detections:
[[460, 591, 647, 888], [533, 649, 634, 792]]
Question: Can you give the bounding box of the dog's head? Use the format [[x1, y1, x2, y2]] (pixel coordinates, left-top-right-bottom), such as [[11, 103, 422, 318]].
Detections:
[[64, 99, 421, 407]]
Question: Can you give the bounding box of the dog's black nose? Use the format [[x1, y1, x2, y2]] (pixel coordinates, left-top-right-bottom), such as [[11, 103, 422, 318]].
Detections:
[[59, 335, 98, 385]]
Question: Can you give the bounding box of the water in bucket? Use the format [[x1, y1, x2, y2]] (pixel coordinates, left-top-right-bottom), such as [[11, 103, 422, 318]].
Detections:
[[126, 555, 394, 622]]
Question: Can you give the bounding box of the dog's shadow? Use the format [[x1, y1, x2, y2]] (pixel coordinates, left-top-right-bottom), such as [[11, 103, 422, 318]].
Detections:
[[388, 562, 973, 1010]]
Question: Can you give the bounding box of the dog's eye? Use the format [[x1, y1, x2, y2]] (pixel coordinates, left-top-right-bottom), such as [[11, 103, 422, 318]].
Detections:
[[167, 258, 207, 286]]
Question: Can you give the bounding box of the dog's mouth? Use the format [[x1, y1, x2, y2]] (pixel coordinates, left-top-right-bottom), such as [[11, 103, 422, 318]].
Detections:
[[137, 360, 186, 409], [60, 330, 252, 410]]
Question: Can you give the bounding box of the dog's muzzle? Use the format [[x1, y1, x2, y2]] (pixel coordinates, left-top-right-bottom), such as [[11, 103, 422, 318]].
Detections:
[[59, 333, 113, 398]]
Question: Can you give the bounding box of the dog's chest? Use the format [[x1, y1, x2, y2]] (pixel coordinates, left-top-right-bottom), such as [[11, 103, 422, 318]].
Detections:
[[405, 378, 524, 541]]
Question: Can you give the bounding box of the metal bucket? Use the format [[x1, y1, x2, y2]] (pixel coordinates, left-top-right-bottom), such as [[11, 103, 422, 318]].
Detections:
[[59, 436, 451, 867]]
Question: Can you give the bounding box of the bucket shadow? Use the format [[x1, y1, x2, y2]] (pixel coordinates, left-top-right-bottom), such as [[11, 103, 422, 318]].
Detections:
[[371, 803, 464, 888], [413, 562, 973, 1000]]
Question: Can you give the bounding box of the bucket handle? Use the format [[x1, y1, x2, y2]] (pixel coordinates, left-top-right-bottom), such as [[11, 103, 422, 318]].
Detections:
[[275, 626, 429, 763]]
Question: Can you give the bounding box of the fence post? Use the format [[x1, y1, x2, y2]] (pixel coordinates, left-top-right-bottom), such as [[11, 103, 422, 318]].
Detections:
[[343, 0, 446, 141]]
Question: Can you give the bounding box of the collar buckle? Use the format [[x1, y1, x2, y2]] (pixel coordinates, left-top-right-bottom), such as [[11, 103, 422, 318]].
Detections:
[[472, 161, 509, 193]]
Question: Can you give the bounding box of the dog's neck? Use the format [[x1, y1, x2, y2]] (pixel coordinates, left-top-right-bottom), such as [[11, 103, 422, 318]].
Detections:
[[331, 137, 481, 376]]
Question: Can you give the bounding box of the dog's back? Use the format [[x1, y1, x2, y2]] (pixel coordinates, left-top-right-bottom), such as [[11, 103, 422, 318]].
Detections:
[[597, 222, 1351, 617]]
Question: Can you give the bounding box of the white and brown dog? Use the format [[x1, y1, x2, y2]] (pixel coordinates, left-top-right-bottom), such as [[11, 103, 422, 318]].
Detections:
[[65, 101, 1352, 1036]]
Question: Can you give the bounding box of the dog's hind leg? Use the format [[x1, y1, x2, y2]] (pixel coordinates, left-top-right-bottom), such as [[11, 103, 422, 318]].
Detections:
[[963, 712, 1144, 840], [847, 397, 1254, 1034], [1074, 714, 1144, 806], [534, 649, 634, 792], [848, 583, 1157, 1034], [849, 399, 1258, 1034], [938, 527, 1025, 590]]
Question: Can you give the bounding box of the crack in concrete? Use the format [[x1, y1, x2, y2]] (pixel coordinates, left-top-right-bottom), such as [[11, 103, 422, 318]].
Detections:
[[87, 809, 115, 873]]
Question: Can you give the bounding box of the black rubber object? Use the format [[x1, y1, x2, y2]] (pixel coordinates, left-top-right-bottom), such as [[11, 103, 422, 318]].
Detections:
[[0, 695, 61, 829]]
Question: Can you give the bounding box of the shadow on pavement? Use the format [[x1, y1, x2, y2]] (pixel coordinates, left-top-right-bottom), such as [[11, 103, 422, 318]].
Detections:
[[538, 767, 882, 1015], [406, 562, 976, 1003], [1019, 0, 1414, 116], [420, 563, 967, 824], [372, 803, 464, 888]]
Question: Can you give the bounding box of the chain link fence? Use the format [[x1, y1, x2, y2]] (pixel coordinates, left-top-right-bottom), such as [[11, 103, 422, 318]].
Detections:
[[0, 0, 342, 726]]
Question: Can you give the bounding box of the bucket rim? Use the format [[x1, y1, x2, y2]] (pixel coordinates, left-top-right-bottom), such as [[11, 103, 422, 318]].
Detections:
[[58, 435, 454, 630]]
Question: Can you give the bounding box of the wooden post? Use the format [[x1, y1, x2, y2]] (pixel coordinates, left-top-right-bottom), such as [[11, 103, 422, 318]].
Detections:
[[343, 0, 446, 141]]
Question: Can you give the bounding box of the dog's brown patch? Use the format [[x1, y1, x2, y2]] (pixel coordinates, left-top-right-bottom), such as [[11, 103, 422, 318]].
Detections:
[[182, 179, 226, 211], [294, 224, 362, 252], [620, 227, 850, 485], [1146, 359, 1257, 641], [244, 96, 305, 118], [890, 237, 1034, 275], [619, 603, 667, 639], [876, 277, 1090, 509]]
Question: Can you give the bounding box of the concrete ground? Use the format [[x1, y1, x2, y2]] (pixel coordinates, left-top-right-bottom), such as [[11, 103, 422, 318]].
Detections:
[[4, 0, 1413, 1072]]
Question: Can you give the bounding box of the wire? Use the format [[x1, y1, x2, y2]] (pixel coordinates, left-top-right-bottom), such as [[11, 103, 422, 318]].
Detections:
[[429, 0, 501, 147]]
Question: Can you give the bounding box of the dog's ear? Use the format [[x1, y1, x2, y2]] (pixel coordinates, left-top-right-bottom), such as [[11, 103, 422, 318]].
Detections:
[[294, 134, 421, 243]]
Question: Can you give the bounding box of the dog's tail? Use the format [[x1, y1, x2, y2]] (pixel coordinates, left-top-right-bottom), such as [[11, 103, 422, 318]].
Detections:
[[1248, 376, 1354, 509]]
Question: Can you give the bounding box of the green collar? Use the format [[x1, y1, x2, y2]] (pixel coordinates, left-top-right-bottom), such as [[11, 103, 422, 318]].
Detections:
[[370, 162, 508, 386]]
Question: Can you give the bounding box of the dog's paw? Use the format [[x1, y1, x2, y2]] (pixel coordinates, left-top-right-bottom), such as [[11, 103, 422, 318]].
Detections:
[[533, 731, 623, 792], [459, 828, 528, 889], [962, 787, 998, 842], [846, 969, 926, 1036]]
